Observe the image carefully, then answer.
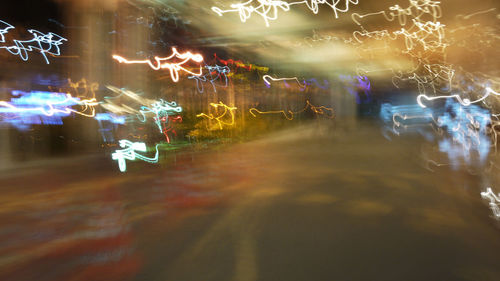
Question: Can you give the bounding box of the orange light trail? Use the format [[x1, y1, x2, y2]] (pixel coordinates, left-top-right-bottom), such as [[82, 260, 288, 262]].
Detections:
[[112, 47, 204, 82]]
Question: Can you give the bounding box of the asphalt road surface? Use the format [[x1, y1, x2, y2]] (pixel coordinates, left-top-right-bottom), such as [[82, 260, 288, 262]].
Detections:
[[1, 120, 499, 281]]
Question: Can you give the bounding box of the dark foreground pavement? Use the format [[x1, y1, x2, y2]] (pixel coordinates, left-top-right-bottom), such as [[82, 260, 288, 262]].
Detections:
[[1, 121, 499, 281]]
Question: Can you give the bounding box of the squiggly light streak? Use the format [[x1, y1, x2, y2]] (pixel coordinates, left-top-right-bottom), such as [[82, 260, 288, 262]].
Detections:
[[188, 64, 230, 93], [249, 108, 294, 120], [417, 87, 500, 108], [111, 140, 160, 172], [481, 187, 500, 218], [112, 47, 203, 82], [0, 91, 98, 117], [351, 1, 442, 27], [0, 20, 67, 64], [212, 0, 359, 27], [249, 100, 334, 120], [138, 99, 182, 142], [349, 1, 455, 96], [0, 20, 14, 43], [196, 102, 237, 130], [263, 75, 306, 89], [213, 54, 269, 74]]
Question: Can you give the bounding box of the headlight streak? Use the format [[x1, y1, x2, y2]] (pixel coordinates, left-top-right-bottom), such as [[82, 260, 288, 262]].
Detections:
[[211, 0, 359, 27], [249, 100, 334, 120], [99, 87, 185, 143], [350, 0, 499, 124], [0, 20, 14, 43], [249, 108, 294, 120], [196, 102, 237, 130], [188, 64, 230, 93], [112, 47, 204, 82], [111, 140, 160, 172], [0, 77, 104, 129], [0, 19, 67, 64], [351, 0, 442, 27], [481, 187, 500, 218]]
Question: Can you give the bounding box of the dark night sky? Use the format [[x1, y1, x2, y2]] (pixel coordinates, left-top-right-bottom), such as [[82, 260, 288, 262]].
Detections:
[[1, 0, 61, 30]]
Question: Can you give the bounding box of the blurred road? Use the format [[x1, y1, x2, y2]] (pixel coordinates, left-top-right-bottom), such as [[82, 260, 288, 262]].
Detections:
[[1, 120, 499, 281]]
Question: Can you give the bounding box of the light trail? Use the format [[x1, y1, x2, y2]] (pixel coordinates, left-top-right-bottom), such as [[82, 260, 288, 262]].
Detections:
[[263, 75, 306, 89], [188, 64, 230, 93], [417, 87, 500, 108], [196, 102, 237, 130], [112, 47, 204, 82], [0, 91, 98, 118], [249, 100, 334, 120], [0, 19, 67, 64], [138, 100, 183, 143], [212, 0, 359, 27], [481, 187, 500, 218], [111, 140, 160, 172]]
